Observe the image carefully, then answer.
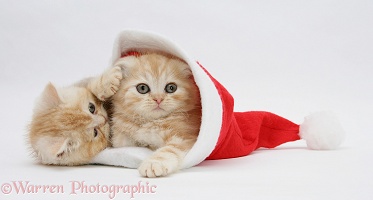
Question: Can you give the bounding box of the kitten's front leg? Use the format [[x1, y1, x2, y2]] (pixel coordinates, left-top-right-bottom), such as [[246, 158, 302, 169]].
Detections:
[[138, 135, 195, 178], [138, 148, 182, 178], [89, 66, 123, 101]]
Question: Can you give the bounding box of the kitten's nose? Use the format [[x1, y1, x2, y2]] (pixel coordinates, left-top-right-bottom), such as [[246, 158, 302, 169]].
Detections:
[[153, 98, 163, 104], [95, 115, 107, 126], [152, 94, 165, 105]]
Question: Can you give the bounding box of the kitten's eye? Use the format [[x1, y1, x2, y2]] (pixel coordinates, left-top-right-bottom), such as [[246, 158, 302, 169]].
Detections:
[[94, 128, 98, 137], [165, 83, 177, 93], [136, 83, 150, 94], [88, 102, 95, 114]]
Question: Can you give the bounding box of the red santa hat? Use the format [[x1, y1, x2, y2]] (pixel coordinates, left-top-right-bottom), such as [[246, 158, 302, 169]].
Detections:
[[92, 30, 345, 169]]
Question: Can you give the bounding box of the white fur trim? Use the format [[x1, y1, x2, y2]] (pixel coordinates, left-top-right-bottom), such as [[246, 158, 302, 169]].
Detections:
[[299, 111, 345, 150], [92, 30, 222, 169], [91, 147, 154, 168]]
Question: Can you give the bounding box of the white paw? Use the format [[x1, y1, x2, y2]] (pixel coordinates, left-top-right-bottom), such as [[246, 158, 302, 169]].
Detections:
[[97, 66, 122, 101], [138, 159, 176, 178]]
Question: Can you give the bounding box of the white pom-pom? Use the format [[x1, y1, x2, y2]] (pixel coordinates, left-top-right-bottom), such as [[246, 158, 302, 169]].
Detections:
[[299, 111, 345, 150]]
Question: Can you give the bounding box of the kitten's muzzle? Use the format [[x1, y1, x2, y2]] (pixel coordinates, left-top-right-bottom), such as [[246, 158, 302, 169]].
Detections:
[[93, 114, 108, 127]]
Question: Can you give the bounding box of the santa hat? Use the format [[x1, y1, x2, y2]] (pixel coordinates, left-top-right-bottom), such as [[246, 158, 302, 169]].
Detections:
[[91, 30, 345, 169]]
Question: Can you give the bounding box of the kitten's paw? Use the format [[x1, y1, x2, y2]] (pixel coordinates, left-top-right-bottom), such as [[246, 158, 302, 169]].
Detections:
[[138, 159, 176, 178], [97, 66, 123, 101]]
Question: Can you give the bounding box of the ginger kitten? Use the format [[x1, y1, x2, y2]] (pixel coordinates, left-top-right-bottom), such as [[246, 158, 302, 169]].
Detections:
[[111, 53, 202, 177], [28, 66, 122, 166]]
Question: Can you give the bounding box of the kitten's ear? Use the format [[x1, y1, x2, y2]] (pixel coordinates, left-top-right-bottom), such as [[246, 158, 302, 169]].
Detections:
[[36, 137, 76, 160], [114, 56, 138, 77], [183, 68, 193, 78], [47, 137, 70, 158], [179, 63, 193, 78], [35, 83, 61, 113], [54, 138, 74, 158]]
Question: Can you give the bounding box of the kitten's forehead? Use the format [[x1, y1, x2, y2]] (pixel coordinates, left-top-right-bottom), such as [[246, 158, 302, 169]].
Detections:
[[138, 55, 187, 80], [57, 87, 96, 106], [59, 109, 92, 129], [51, 87, 102, 130]]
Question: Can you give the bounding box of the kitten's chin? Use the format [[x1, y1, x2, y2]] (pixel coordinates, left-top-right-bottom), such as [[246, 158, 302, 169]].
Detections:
[[145, 109, 170, 119]]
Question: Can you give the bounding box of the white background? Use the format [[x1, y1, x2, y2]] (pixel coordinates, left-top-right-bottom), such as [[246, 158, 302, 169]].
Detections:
[[1, 0, 372, 199]]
